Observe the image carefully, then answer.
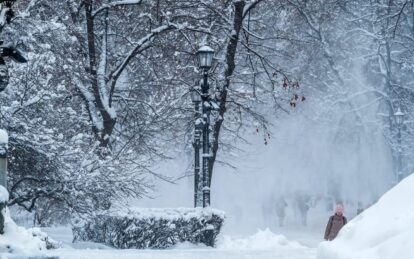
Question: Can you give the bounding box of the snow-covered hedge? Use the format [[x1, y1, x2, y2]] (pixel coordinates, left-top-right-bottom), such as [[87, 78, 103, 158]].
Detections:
[[73, 207, 225, 249]]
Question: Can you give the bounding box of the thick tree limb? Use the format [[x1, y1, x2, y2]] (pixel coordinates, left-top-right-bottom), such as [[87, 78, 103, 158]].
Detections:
[[209, 0, 252, 185]]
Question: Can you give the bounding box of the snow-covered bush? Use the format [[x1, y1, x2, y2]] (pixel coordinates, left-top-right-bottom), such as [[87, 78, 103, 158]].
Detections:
[[0, 208, 60, 258], [317, 173, 414, 259], [0, 186, 60, 257], [73, 208, 225, 249]]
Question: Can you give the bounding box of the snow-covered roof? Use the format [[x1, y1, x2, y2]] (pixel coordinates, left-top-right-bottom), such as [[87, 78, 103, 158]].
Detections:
[[198, 45, 214, 53], [394, 107, 404, 116]]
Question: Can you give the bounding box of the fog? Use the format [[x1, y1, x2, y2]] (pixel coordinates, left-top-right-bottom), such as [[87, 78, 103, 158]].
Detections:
[[136, 67, 394, 235], [135, 5, 402, 236]]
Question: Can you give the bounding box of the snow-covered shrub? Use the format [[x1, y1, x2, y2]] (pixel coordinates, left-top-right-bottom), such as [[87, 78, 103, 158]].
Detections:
[[0, 186, 60, 257], [73, 208, 225, 249], [0, 208, 60, 258], [29, 227, 62, 250]]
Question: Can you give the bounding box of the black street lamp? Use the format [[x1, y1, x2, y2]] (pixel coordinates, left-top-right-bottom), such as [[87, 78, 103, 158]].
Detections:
[[191, 85, 202, 207], [196, 45, 214, 208], [0, 1, 27, 235], [394, 108, 405, 182], [0, 41, 28, 92], [0, 129, 6, 234], [0, 1, 27, 92], [197, 46, 214, 70], [0, 1, 16, 26]]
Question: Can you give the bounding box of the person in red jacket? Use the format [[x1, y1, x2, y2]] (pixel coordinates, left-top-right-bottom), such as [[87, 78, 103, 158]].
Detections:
[[324, 204, 347, 241]]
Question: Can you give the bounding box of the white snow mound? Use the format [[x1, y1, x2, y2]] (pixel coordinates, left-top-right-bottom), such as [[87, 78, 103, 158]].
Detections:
[[0, 209, 58, 258], [317, 173, 414, 259], [217, 228, 305, 250]]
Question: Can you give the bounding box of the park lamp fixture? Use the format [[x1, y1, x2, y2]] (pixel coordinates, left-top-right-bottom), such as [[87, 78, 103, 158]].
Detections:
[[0, 41, 28, 92], [394, 108, 405, 127], [190, 86, 202, 104], [197, 45, 214, 71]]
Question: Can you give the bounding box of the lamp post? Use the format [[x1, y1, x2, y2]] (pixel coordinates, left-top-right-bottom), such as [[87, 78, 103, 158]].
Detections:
[[0, 129, 7, 188], [394, 107, 405, 182], [0, 129, 7, 234], [196, 45, 214, 208], [0, 2, 27, 235], [191, 85, 202, 207]]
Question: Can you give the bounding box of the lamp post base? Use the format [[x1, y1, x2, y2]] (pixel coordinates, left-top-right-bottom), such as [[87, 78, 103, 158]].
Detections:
[[0, 202, 5, 234]]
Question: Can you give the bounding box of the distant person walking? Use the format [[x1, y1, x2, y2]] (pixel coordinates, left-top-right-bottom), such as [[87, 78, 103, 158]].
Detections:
[[275, 196, 288, 227], [324, 204, 347, 241], [295, 193, 311, 226]]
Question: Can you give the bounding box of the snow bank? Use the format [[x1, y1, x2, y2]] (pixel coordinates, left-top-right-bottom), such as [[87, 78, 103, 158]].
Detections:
[[217, 228, 305, 250], [0, 209, 60, 258], [317, 173, 414, 259], [73, 207, 225, 249]]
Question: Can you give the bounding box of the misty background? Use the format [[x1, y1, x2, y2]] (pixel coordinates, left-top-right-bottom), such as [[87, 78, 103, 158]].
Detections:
[[0, 0, 412, 236]]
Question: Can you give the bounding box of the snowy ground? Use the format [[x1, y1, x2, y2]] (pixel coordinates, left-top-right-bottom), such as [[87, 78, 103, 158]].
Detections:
[[45, 248, 316, 259], [41, 227, 318, 259], [7, 190, 336, 259], [7, 174, 414, 259]]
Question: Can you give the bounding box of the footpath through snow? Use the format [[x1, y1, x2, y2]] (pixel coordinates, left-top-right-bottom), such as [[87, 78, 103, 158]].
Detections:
[[45, 173, 414, 259], [5, 174, 414, 258], [43, 228, 317, 259]]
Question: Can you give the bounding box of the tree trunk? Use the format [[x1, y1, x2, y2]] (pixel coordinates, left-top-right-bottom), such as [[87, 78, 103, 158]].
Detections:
[[208, 0, 246, 186], [85, 0, 116, 148]]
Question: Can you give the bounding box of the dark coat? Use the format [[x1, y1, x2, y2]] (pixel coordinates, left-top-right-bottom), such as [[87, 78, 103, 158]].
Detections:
[[324, 214, 347, 241]]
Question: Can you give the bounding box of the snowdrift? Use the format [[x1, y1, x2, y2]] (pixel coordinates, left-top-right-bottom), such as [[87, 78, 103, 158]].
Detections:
[[217, 228, 306, 250], [317, 173, 414, 259], [0, 185, 59, 258], [0, 209, 60, 258]]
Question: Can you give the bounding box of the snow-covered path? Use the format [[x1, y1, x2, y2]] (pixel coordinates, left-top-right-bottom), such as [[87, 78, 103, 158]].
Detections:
[[45, 246, 316, 259], [41, 227, 318, 259]]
